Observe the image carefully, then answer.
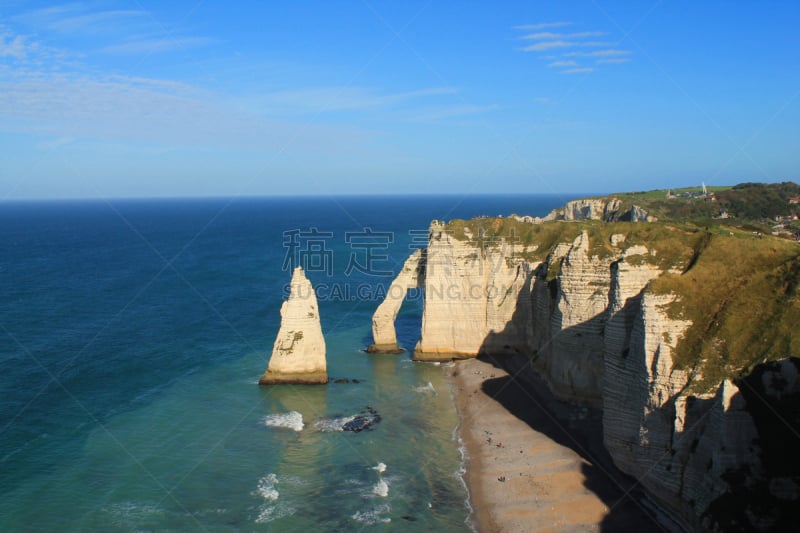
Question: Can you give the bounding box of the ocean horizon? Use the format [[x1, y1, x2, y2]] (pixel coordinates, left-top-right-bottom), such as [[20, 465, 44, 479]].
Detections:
[[0, 194, 574, 530]]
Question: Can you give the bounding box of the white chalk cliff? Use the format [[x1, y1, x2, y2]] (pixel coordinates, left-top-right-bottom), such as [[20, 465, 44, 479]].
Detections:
[[260, 266, 328, 385], [414, 221, 534, 360], [371, 217, 789, 529]]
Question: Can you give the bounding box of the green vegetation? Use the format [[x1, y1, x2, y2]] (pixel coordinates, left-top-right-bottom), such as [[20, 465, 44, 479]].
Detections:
[[602, 182, 800, 226], [652, 232, 800, 392], [445, 217, 583, 262], [444, 217, 701, 270]]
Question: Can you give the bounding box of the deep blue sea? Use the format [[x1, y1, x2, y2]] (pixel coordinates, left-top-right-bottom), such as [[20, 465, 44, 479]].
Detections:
[[0, 194, 570, 531]]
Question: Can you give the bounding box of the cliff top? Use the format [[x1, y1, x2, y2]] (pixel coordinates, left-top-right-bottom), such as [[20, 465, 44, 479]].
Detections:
[[605, 181, 800, 225], [441, 183, 800, 392]]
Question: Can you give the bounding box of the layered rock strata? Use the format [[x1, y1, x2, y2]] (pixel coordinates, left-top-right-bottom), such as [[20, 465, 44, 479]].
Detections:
[[372, 218, 785, 528], [413, 221, 534, 361], [259, 266, 328, 385]]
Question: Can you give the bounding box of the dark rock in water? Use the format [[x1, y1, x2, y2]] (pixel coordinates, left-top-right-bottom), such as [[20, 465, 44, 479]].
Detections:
[[401, 515, 416, 521], [333, 378, 350, 384], [352, 379, 360, 384], [342, 406, 381, 432]]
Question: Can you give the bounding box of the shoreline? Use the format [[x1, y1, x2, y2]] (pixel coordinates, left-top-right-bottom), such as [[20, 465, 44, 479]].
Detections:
[[449, 355, 668, 532]]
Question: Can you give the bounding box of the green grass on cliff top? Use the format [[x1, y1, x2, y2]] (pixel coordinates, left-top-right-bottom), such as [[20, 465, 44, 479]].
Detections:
[[444, 216, 800, 392], [604, 182, 800, 222], [651, 230, 800, 392]]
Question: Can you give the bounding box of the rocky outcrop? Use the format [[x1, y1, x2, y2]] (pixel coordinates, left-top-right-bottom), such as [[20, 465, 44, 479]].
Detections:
[[368, 249, 424, 353], [259, 266, 328, 385]]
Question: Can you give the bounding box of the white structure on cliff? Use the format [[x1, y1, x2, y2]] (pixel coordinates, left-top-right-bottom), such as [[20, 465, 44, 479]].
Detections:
[[259, 266, 328, 385]]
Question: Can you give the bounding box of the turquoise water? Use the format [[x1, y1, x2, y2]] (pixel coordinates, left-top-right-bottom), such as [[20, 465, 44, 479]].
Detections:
[[0, 195, 567, 530]]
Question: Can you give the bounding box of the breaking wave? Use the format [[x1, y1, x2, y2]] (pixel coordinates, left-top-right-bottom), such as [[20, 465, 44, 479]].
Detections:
[[263, 411, 304, 432]]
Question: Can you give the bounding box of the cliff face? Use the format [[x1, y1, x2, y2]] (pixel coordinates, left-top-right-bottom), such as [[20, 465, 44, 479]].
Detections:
[[541, 198, 656, 222], [372, 218, 794, 529], [260, 266, 328, 385], [414, 221, 534, 360]]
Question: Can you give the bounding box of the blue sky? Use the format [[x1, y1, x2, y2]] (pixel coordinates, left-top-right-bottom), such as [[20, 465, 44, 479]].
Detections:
[[1, 0, 798, 199]]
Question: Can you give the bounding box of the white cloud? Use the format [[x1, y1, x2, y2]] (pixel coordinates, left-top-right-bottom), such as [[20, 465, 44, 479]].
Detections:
[[0, 72, 369, 152], [523, 40, 609, 52], [521, 31, 606, 40], [565, 49, 632, 57], [13, 4, 147, 34], [11, 3, 208, 56], [515, 22, 632, 72], [523, 40, 572, 52], [548, 60, 577, 68], [515, 22, 572, 31], [0, 33, 28, 59]]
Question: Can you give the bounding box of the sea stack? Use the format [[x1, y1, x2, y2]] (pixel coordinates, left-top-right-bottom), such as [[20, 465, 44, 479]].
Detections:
[[259, 266, 328, 385]]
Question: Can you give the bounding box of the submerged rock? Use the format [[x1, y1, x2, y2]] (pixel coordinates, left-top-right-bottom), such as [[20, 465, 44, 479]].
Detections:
[[259, 266, 328, 385]]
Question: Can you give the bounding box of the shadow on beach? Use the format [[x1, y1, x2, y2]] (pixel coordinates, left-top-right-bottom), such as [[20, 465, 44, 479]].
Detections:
[[476, 353, 673, 532]]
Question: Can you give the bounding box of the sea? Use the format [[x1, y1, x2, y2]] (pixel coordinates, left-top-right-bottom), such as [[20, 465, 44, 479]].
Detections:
[[0, 194, 570, 531]]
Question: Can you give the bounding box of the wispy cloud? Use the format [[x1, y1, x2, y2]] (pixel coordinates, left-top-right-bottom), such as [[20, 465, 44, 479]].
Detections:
[[11, 3, 207, 56], [565, 49, 632, 57], [0, 71, 369, 152], [548, 60, 577, 68], [13, 4, 147, 35], [100, 36, 215, 55], [521, 31, 606, 40], [515, 22, 572, 31], [515, 22, 632, 75], [0, 25, 69, 63], [597, 57, 631, 64], [523, 40, 610, 52], [0, 33, 28, 59], [403, 104, 500, 122]]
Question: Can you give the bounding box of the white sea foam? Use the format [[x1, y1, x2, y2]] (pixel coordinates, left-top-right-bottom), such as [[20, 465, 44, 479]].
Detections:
[[352, 504, 391, 525], [255, 504, 296, 524], [263, 411, 304, 432], [413, 381, 436, 394], [256, 473, 279, 502], [314, 415, 356, 432], [372, 478, 389, 497], [253, 474, 298, 524], [107, 501, 163, 523], [372, 462, 387, 473]]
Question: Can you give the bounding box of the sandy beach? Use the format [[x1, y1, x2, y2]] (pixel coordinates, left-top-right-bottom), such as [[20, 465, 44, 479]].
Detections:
[[450, 355, 670, 532]]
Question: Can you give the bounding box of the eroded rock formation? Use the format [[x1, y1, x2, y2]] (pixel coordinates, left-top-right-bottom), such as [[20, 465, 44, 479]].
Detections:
[[372, 216, 794, 528], [367, 249, 424, 353], [259, 266, 328, 385]]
